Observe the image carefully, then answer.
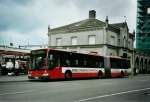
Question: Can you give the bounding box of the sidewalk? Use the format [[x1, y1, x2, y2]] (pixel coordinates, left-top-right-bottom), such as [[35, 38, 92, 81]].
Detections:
[[0, 75, 28, 82]]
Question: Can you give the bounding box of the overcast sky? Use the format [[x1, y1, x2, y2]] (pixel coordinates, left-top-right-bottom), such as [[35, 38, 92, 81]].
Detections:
[[0, 0, 137, 47]]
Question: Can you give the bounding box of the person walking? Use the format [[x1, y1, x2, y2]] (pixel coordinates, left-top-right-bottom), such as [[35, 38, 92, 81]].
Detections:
[[14, 60, 19, 75], [1, 61, 6, 75], [6, 59, 14, 76]]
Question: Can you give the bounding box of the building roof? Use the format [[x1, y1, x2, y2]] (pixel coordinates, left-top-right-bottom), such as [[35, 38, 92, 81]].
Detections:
[[0, 46, 30, 56], [50, 10, 129, 34], [111, 22, 129, 31], [50, 18, 124, 34], [112, 22, 125, 28], [50, 19, 106, 34]]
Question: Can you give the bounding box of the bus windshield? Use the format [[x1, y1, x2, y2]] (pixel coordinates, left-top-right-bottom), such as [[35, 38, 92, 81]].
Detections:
[[30, 50, 46, 70]]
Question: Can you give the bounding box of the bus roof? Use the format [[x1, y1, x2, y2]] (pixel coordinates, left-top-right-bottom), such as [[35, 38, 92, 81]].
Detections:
[[31, 48, 128, 59]]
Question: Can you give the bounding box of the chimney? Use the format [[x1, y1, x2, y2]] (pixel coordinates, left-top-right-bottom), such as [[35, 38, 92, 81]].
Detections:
[[105, 16, 109, 23], [105, 16, 109, 28], [48, 25, 50, 32], [89, 10, 96, 19], [48, 25, 50, 36]]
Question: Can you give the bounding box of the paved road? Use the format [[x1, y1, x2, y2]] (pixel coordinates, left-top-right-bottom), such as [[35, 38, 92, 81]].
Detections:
[[0, 75, 150, 102]]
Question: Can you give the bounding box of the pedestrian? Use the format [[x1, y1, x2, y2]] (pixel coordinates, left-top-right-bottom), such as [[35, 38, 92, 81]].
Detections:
[[1, 61, 7, 75], [6, 59, 14, 76], [14, 60, 19, 75]]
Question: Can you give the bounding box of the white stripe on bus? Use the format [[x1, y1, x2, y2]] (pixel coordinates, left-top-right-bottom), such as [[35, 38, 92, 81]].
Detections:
[[62, 67, 104, 74]]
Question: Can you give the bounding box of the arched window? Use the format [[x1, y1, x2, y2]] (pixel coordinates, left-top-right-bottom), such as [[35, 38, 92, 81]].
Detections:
[[148, 60, 150, 73], [128, 41, 130, 49], [144, 59, 147, 73], [135, 57, 139, 74], [118, 39, 120, 46], [140, 58, 144, 73]]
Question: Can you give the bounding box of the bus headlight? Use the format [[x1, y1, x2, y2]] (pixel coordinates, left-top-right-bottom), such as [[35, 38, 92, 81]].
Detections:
[[28, 72, 31, 76], [28, 74, 31, 76], [42, 70, 49, 76], [42, 73, 49, 76]]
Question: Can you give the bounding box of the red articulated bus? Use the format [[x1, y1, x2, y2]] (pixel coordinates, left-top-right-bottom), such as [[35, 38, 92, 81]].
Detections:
[[28, 48, 131, 80]]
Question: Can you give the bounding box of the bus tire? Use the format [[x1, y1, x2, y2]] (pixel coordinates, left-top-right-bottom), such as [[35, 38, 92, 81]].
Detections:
[[121, 71, 124, 78], [97, 71, 103, 79], [65, 71, 72, 80]]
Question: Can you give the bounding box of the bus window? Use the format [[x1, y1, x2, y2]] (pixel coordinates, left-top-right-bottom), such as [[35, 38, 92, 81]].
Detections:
[[83, 60, 87, 67], [60, 54, 70, 67], [48, 54, 54, 68], [48, 54, 60, 69], [30, 51, 46, 70], [78, 55, 84, 67], [110, 58, 118, 69], [49, 54, 53, 61], [99, 62, 104, 68], [124, 59, 130, 69]]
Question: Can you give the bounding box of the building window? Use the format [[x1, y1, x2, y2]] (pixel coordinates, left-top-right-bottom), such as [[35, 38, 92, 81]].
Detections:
[[88, 35, 96, 45], [147, 8, 150, 14], [110, 53, 113, 56], [123, 36, 126, 47], [130, 41, 133, 49], [110, 35, 115, 45], [71, 36, 77, 45], [56, 38, 62, 46], [128, 41, 130, 49], [118, 39, 121, 46]]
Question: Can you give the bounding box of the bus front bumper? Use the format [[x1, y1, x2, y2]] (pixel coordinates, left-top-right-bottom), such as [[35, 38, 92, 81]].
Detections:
[[28, 74, 49, 80]]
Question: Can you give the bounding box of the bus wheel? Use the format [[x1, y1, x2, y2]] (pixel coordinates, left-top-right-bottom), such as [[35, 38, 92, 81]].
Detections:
[[97, 71, 103, 79], [65, 71, 72, 80], [121, 71, 124, 78]]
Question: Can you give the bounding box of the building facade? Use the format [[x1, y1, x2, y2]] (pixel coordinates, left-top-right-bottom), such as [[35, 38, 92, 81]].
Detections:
[[136, 0, 150, 51], [134, 50, 150, 74], [48, 10, 136, 73], [135, 0, 150, 73]]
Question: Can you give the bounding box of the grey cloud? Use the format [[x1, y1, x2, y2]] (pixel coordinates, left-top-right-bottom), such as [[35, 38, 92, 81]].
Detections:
[[0, 0, 136, 46], [0, 0, 31, 6], [70, 0, 133, 18], [0, 0, 40, 32]]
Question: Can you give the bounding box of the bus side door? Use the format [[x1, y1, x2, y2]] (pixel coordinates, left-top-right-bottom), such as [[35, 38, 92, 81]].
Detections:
[[104, 57, 111, 78]]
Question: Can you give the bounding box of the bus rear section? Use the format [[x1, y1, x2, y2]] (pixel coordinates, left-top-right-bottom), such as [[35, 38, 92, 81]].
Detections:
[[107, 57, 131, 78], [28, 49, 105, 80]]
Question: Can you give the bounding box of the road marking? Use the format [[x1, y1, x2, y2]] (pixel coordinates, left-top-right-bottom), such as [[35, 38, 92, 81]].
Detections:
[[74, 87, 150, 102], [139, 79, 148, 82], [0, 90, 35, 96]]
